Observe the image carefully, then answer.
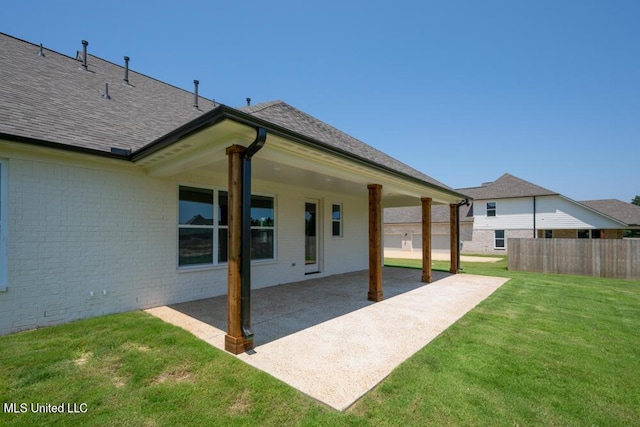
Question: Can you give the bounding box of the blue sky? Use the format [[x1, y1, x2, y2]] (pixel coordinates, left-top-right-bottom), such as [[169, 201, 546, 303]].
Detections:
[[2, 0, 639, 202]]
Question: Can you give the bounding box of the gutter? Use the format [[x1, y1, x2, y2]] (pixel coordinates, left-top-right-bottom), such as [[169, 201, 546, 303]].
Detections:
[[0, 132, 131, 161], [0, 104, 467, 199], [130, 105, 469, 202], [2, 103, 468, 202], [240, 127, 267, 339]]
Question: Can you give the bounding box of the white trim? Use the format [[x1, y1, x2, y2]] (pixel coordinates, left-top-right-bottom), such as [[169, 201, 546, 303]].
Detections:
[[305, 198, 322, 274], [494, 229, 506, 249], [176, 185, 277, 269], [177, 185, 216, 268], [0, 159, 7, 291], [486, 201, 497, 217]]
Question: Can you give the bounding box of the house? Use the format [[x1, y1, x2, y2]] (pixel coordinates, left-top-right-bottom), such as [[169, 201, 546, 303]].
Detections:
[[385, 173, 640, 255], [0, 33, 468, 352], [384, 203, 473, 253]]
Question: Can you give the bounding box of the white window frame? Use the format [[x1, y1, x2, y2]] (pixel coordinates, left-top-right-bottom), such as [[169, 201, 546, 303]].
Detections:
[[178, 185, 216, 268], [494, 229, 505, 249], [177, 185, 276, 269], [486, 201, 497, 217], [249, 193, 277, 262], [331, 203, 343, 238], [0, 159, 7, 291]]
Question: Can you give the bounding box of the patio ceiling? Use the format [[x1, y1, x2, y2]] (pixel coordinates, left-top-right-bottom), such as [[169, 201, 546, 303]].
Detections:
[[134, 118, 462, 207]]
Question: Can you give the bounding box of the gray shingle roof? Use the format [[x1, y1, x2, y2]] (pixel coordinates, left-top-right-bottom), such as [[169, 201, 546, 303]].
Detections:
[[0, 33, 217, 153], [579, 199, 640, 226], [239, 100, 457, 191], [457, 173, 558, 200]]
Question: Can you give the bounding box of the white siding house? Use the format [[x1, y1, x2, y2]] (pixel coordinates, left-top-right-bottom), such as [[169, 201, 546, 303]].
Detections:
[[385, 173, 640, 256], [461, 174, 634, 254]]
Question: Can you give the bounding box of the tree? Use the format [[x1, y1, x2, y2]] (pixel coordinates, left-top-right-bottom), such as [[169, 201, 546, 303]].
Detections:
[[632, 195, 640, 206]]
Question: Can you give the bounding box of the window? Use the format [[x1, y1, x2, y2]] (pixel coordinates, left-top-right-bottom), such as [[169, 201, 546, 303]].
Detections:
[[218, 191, 228, 262], [178, 186, 275, 267], [544, 230, 553, 239], [179, 186, 214, 266], [486, 202, 496, 217], [250, 195, 275, 260], [332, 203, 342, 237], [0, 160, 6, 291], [577, 229, 590, 239], [494, 230, 505, 249]]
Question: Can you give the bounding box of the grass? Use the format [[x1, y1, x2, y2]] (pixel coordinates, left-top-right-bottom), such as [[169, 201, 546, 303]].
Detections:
[[1, 257, 639, 425]]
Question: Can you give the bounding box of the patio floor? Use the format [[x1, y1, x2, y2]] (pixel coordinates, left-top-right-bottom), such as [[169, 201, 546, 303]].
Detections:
[[146, 267, 509, 410]]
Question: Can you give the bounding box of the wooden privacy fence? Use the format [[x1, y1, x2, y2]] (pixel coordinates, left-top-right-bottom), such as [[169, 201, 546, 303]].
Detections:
[[508, 238, 640, 280]]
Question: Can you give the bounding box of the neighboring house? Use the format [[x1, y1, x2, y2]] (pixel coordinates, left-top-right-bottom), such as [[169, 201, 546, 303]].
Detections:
[[0, 33, 467, 349], [385, 173, 640, 255], [384, 204, 473, 253]]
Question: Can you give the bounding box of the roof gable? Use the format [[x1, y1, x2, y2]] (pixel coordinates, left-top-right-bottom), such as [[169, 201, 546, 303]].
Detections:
[[239, 101, 456, 192], [458, 173, 558, 200], [0, 33, 465, 202]]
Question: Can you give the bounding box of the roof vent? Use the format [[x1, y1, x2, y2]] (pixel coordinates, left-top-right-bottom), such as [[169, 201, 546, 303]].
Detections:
[[102, 83, 111, 100], [81, 40, 88, 70], [193, 80, 199, 108], [481, 181, 493, 187], [246, 97, 251, 106], [123, 56, 130, 84], [37, 43, 45, 57]]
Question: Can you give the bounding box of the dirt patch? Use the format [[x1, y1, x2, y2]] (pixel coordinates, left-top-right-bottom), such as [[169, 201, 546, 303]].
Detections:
[[74, 352, 92, 366], [228, 389, 252, 415], [121, 342, 151, 352], [151, 367, 193, 385]]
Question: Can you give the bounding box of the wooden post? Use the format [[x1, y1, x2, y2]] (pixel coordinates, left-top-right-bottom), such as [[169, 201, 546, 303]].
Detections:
[[368, 184, 383, 301], [421, 197, 433, 283], [225, 145, 253, 354], [449, 203, 459, 274]]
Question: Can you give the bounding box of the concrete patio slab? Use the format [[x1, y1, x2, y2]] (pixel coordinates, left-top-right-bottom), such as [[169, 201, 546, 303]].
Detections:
[[146, 268, 509, 410]]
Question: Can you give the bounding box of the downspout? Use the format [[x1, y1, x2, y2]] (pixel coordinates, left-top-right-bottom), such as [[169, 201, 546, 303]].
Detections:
[[240, 127, 267, 339], [456, 199, 470, 270], [533, 196, 537, 238]]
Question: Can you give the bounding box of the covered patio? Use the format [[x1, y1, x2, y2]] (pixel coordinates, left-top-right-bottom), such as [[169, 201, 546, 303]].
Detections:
[[147, 267, 509, 410]]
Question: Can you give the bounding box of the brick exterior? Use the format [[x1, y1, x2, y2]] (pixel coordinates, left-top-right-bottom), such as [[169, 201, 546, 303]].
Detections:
[[0, 151, 368, 335], [462, 229, 533, 254]]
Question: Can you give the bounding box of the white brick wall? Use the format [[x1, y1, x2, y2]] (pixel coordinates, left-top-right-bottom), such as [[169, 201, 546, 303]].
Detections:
[[0, 152, 369, 335]]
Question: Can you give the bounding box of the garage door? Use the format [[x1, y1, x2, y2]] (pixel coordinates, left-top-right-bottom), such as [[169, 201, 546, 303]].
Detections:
[[412, 234, 450, 251], [384, 234, 402, 249], [432, 234, 450, 251]]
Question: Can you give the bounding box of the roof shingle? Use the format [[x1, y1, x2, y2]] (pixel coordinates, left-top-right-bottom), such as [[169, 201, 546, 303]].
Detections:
[[0, 33, 217, 153], [457, 173, 557, 200], [239, 100, 456, 191], [579, 199, 640, 226]]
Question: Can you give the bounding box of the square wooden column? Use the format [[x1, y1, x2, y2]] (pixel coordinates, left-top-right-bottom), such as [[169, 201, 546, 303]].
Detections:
[[368, 184, 383, 301], [449, 203, 460, 274], [421, 197, 433, 283], [225, 145, 253, 354]]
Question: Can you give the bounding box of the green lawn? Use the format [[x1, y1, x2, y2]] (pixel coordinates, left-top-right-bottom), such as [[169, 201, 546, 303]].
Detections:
[[1, 258, 639, 426]]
